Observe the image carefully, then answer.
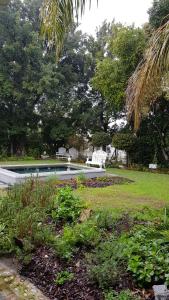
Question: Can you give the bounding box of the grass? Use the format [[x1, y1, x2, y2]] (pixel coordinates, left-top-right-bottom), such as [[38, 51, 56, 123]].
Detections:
[[0, 159, 62, 166], [1, 161, 169, 212], [75, 168, 169, 211]]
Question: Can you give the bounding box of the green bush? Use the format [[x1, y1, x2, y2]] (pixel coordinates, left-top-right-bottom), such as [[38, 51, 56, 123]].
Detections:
[[92, 132, 111, 148], [55, 220, 100, 259], [5, 156, 35, 161], [0, 180, 56, 256], [87, 235, 127, 289], [122, 226, 169, 286], [112, 133, 136, 152], [51, 187, 85, 223], [104, 290, 140, 300], [94, 210, 119, 231], [0, 222, 14, 255]]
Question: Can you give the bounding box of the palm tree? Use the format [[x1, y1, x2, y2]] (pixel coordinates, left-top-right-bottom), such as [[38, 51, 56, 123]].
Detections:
[[126, 18, 169, 130], [41, 0, 97, 58]]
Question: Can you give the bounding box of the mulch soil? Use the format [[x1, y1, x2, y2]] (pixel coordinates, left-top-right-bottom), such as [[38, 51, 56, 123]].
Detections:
[[20, 215, 154, 300], [21, 246, 104, 300]]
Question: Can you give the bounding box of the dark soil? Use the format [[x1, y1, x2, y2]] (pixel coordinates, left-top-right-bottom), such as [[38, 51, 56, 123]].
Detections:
[[21, 246, 103, 300], [20, 244, 154, 300], [55, 176, 132, 189]]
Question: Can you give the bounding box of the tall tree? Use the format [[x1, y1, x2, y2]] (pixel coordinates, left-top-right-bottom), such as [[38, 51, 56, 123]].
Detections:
[[92, 25, 146, 122], [148, 0, 169, 29], [0, 0, 43, 154]]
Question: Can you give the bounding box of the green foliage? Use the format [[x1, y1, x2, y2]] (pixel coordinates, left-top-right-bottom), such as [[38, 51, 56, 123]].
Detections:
[[122, 226, 169, 286], [94, 210, 118, 231], [112, 133, 136, 152], [91, 25, 146, 115], [87, 236, 127, 288], [55, 271, 74, 285], [0, 222, 14, 255], [148, 0, 169, 29], [51, 187, 85, 223], [104, 290, 140, 300], [92, 132, 112, 148], [56, 220, 100, 259], [110, 27, 146, 77], [0, 156, 35, 161], [0, 179, 56, 256], [91, 59, 125, 113]]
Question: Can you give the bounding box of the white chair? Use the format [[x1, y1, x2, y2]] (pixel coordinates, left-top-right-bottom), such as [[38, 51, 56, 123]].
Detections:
[[56, 147, 69, 160], [86, 150, 107, 168]]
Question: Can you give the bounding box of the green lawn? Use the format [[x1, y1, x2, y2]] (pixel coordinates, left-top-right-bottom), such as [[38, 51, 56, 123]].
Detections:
[[1, 161, 169, 212], [0, 159, 62, 166], [76, 168, 169, 211]]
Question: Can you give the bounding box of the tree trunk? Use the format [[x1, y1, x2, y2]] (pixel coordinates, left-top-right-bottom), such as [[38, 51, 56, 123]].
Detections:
[[10, 141, 14, 156]]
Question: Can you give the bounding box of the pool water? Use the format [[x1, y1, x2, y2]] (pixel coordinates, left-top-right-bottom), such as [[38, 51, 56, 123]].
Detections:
[[6, 165, 78, 174]]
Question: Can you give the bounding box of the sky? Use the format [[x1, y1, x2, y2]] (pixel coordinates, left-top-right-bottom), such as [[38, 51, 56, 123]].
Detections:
[[79, 0, 153, 35]]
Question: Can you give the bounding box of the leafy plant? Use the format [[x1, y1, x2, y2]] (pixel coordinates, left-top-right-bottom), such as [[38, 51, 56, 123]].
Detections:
[[122, 226, 169, 286], [56, 220, 100, 259], [55, 271, 74, 285], [0, 222, 14, 255], [94, 210, 119, 231], [104, 290, 140, 300], [92, 132, 111, 148], [87, 235, 127, 288], [51, 187, 85, 223], [0, 180, 56, 256], [76, 173, 87, 189]]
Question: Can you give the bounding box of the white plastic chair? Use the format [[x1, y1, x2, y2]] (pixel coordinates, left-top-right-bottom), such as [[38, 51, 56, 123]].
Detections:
[[86, 150, 107, 168]]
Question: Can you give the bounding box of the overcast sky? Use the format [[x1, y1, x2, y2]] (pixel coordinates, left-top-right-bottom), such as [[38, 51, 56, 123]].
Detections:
[[79, 0, 153, 35]]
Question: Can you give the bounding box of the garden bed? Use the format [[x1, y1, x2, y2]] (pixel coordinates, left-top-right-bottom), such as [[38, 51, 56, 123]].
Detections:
[[0, 179, 165, 300], [20, 213, 154, 300], [54, 176, 132, 189], [21, 246, 103, 300]]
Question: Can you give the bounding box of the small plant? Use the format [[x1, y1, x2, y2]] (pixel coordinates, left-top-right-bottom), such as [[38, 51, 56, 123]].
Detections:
[[0, 222, 14, 255], [122, 226, 169, 287], [55, 220, 100, 259], [94, 210, 118, 231], [104, 290, 140, 300], [87, 235, 127, 289], [76, 173, 86, 189], [51, 187, 85, 223], [55, 270, 74, 285]]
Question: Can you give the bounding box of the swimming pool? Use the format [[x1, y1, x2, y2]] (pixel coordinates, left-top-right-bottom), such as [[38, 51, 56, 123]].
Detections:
[[0, 163, 106, 185]]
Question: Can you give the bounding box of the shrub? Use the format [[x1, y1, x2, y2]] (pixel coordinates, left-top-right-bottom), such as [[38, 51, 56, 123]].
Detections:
[[0, 222, 14, 255], [51, 187, 85, 223], [94, 210, 119, 231], [87, 235, 127, 289], [92, 132, 111, 148], [122, 226, 169, 287], [55, 220, 100, 259], [0, 180, 56, 256], [104, 290, 140, 300], [112, 133, 136, 152]]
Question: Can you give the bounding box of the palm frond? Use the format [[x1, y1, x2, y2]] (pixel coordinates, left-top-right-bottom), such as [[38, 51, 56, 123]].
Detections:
[[41, 0, 98, 58], [126, 19, 169, 130]]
